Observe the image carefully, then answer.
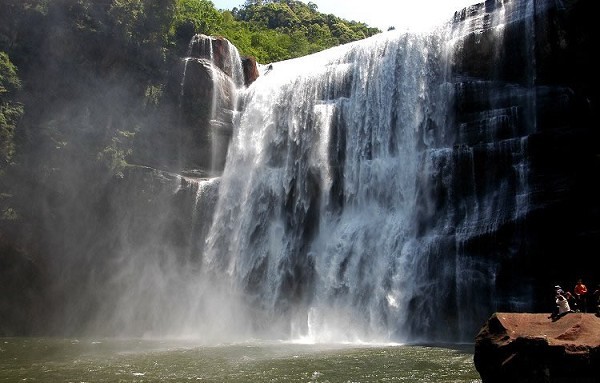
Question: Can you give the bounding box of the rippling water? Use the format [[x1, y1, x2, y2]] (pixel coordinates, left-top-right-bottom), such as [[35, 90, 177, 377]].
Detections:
[[0, 338, 481, 382]]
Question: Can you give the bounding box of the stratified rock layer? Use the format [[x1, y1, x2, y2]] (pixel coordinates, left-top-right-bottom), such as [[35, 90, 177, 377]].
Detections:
[[474, 312, 600, 383]]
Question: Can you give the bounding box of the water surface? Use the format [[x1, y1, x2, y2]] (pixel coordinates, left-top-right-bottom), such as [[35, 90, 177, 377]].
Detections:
[[0, 338, 481, 382]]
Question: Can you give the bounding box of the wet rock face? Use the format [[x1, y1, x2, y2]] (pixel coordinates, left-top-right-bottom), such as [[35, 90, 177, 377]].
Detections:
[[173, 34, 260, 175], [187, 34, 260, 87], [447, 0, 599, 314], [187, 35, 237, 78], [177, 58, 235, 174], [474, 312, 600, 383]]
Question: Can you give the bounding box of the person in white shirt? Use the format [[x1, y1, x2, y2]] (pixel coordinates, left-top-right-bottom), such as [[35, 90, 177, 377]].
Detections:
[[549, 286, 572, 320], [556, 292, 571, 314]]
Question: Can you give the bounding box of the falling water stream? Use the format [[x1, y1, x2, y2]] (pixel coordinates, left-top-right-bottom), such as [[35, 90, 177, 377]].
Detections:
[[81, 0, 542, 344], [198, 0, 540, 344], [202, 30, 453, 343]]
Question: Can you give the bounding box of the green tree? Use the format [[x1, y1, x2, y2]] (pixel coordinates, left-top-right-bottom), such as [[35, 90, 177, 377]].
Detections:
[[0, 52, 22, 174], [0, 51, 23, 221], [170, 0, 222, 53], [228, 0, 380, 62], [108, 0, 176, 64]]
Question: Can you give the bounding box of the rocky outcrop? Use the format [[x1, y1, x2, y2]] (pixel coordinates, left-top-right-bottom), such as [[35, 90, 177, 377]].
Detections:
[[242, 56, 260, 86], [177, 57, 236, 174], [169, 34, 260, 175], [474, 312, 600, 383], [188, 35, 239, 80]]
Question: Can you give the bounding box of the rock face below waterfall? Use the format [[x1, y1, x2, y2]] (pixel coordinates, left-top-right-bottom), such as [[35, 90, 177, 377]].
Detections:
[[474, 312, 600, 383], [447, 0, 598, 317]]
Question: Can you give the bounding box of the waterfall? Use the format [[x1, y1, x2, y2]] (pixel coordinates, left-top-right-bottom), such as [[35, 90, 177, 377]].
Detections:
[[41, 0, 577, 344], [186, 0, 559, 343], [201, 30, 463, 342]]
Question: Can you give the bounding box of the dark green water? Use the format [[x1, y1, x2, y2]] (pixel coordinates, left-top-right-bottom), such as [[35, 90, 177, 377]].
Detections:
[[0, 338, 481, 382]]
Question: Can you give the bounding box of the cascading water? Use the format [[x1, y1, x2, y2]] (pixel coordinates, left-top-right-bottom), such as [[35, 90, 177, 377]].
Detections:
[[191, 0, 559, 343], [202, 30, 459, 343]]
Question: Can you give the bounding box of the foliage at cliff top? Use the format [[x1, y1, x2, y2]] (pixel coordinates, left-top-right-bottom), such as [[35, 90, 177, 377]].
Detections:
[[216, 0, 381, 62], [168, 0, 381, 62]]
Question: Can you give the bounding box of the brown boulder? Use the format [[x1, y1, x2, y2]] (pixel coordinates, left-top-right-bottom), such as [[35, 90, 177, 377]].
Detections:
[[242, 56, 260, 86], [474, 312, 600, 383]]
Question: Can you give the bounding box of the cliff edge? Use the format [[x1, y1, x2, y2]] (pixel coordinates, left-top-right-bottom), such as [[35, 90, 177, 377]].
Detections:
[[474, 312, 600, 383]]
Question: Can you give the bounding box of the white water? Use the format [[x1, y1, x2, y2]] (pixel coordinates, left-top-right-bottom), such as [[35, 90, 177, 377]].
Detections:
[[80, 0, 543, 344], [202, 30, 454, 343], [193, 0, 543, 344]]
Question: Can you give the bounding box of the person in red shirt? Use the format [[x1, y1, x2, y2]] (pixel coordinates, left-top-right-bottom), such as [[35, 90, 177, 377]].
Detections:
[[574, 278, 588, 312]]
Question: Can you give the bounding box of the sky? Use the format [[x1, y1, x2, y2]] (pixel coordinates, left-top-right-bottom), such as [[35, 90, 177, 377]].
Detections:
[[211, 0, 480, 31]]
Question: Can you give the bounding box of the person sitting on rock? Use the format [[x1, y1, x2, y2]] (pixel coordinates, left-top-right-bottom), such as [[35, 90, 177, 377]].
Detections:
[[549, 287, 572, 320]]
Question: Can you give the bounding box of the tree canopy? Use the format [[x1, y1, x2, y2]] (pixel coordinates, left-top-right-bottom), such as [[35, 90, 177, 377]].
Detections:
[[224, 0, 380, 62]]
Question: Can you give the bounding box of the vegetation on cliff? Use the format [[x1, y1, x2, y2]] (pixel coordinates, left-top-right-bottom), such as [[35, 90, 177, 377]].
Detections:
[[219, 0, 380, 62]]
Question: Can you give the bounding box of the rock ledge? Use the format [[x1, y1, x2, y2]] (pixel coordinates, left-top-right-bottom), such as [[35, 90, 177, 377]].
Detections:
[[474, 312, 600, 383]]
